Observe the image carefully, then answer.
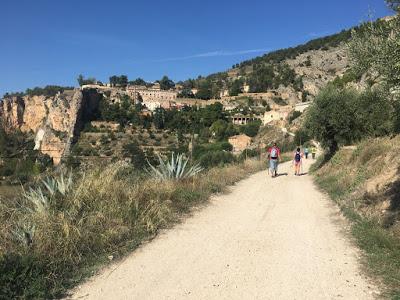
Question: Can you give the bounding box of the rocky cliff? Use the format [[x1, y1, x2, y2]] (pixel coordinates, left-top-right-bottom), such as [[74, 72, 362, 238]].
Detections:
[[0, 89, 102, 164], [286, 46, 349, 96]]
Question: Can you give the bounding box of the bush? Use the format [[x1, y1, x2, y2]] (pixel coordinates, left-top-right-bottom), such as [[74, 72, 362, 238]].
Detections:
[[123, 141, 146, 170], [198, 151, 236, 168], [193, 142, 233, 160], [0, 254, 52, 299], [239, 121, 261, 137], [239, 149, 259, 161], [289, 111, 302, 124]]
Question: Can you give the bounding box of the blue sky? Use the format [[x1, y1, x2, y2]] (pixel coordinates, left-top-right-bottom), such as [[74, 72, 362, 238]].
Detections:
[[0, 0, 392, 96]]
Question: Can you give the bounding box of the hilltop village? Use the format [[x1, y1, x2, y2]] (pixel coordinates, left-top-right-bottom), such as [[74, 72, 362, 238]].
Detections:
[[81, 81, 309, 126]]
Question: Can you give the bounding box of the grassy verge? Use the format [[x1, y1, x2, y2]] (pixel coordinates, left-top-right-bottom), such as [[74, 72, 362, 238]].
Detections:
[[312, 142, 400, 299], [0, 159, 265, 299]]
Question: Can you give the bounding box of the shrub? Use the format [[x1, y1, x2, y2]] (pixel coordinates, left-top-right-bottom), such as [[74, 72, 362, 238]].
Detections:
[[289, 111, 302, 124], [100, 135, 109, 145], [123, 141, 146, 170], [193, 142, 232, 159], [198, 151, 236, 168], [239, 121, 261, 137], [239, 149, 259, 161], [0, 254, 52, 299]]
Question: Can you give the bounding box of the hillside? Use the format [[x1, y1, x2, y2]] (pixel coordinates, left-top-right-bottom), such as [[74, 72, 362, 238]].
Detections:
[[179, 27, 353, 103], [313, 136, 400, 296]]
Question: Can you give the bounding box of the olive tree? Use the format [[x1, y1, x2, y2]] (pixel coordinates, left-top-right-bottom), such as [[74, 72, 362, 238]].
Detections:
[[305, 86, 361, 154], [348, 2, 400, 92]]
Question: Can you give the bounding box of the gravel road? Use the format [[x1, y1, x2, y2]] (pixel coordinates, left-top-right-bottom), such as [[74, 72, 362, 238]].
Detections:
[[69, 158, 379, 300]]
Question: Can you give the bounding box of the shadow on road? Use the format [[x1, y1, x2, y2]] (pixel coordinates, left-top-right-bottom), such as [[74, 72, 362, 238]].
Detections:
[[276, 173, 288, 177]]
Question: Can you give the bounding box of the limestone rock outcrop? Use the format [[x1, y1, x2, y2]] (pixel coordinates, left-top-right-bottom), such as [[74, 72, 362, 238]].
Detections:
[[286, 47, 349, 96], [0, 89, 99, 164]]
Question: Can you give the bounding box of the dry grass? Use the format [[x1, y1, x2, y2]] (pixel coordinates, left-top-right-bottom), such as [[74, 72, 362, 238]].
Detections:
[[0, 159, 265, 299], [313, 136, 400, 298]]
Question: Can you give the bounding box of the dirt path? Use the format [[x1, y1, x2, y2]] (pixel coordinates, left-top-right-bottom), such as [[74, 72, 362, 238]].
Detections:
[[69, 158, 379, 300]]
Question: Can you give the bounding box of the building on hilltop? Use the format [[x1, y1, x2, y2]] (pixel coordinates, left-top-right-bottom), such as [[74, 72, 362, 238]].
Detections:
[[263, 105, 292, 125], [228, 134, 252, 153], [231, 113, 261, 125], [126, 84, 178, 111]]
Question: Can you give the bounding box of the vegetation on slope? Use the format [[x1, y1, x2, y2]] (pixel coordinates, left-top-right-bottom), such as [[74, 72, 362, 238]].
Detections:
[[3, 85, 74, 98], [305, 2, 400, 297], [0, 128, 52, 183], [312, 137, 400, 298], [179, 24, 355, 99], [0, 159, 265, 299]]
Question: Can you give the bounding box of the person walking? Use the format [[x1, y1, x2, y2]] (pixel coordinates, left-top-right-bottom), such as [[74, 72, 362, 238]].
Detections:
[[304, 147, 309, 159], [311, 146, 317, 159], [268, 142, 282, 178], [293, 147, 303, 176]]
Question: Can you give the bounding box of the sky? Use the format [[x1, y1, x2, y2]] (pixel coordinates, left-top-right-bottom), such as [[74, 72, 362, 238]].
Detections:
[[0, 0, 392, 96]]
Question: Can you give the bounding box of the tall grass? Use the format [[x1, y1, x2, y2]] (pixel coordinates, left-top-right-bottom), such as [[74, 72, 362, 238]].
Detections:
[[0, 159, 265, 299]]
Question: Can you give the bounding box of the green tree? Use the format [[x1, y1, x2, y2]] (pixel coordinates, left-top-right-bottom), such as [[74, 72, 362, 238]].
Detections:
[[196, 79, 213, 100], [159, 75, 175, 90], [109, 75, 128, 87], [294, 129, 311, 146], [348, 12, 400, 91], [289, 111, 302, 124], [210, 120, 228, 140], [229, 79, 243, 96], [177, 88, 195, 98], [355, 88, 393, 136], [129, 78, 147, 86], [305, 86, 360, 154], [77, 74, 84, 86], [76, 75, 96, 86], [123, 141, 146, 170], [240, 120, 261, 137], [153, 107, 166, 129]]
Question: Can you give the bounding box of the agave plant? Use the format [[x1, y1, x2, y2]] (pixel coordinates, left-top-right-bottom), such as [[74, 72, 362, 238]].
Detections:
[[42, 172, 73, 196], [12, 222, 36, 247], [22, 172, 73, 213], [147, 153, 203, 181], [22, 186, 49, 213]]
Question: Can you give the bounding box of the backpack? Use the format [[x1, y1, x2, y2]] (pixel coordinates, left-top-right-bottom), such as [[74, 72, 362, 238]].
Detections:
[[270, 147, 278, 158], [295, 152, 301, 162]]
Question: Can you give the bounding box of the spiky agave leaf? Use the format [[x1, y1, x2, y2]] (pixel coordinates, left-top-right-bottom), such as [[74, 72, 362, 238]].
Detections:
[[57, 172, 73, 196], [23, 172, 74, 213], [147, 152, 203, 181], [42, 177, 57, 197], [12, 222, 36, 247], [22, 187, 49, 213]]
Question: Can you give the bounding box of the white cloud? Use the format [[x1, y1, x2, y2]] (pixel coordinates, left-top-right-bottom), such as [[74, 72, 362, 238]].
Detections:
[[130, 48, 270, 63]]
